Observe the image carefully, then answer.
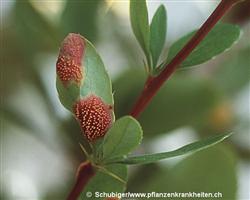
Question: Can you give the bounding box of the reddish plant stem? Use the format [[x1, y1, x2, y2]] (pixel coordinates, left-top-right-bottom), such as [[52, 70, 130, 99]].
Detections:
[[130, 0, 239, 118], [67, 161, 95, 200]]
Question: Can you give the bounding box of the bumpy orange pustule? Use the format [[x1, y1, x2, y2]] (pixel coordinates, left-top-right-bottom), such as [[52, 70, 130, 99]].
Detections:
[[56, 33, 85, 86], [73, 95, 113, 141]]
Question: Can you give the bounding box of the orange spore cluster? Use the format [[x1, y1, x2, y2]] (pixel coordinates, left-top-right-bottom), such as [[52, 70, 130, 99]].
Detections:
[[73, 95, 112, 141], [56, 56, 83, 85], [56, 33, 85, 85]]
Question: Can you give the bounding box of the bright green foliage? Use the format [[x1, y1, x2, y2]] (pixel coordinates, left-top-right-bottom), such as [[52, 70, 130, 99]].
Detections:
[[102, 116, 143, 161], [150, 5, 167, 68], [166, 23, 241, 68]]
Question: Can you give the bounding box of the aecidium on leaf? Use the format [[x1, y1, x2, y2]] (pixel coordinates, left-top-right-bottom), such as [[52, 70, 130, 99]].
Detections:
[[56, 33, 114, 142]]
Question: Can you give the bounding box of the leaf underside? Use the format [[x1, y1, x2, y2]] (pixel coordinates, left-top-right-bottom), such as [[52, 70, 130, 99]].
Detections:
[[108, 133, 232, 165]]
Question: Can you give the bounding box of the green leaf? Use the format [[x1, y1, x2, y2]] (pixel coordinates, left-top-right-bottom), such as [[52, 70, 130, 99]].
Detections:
[[130, 0, 151, 63], [101, 116, 143, 161], [56, 78, 80, 111], [150, 5, 167, 68], [56, 35, 114, 152], [110, 133, 232, 165], [128, 145, 237, 200], [166, 23, 241, 68], [80, 164, 127, 200], [81, 39, 114, 108], [56, 35, 114, 117]]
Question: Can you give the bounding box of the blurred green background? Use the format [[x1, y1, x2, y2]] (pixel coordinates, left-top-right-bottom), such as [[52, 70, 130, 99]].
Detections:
[[1, 0, 250, 199]]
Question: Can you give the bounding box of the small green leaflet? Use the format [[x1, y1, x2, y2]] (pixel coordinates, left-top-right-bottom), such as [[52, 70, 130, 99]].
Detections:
[[150, 5, 167, 68], [101, 116, 143, 162], [166, 23, 241, 68], [108, 133, 232, 165], [130, 0, 151, 66]]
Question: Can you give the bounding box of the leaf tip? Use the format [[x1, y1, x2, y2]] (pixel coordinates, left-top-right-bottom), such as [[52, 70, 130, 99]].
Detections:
[[56, 33, 85, 86], [158, 4, 166, 13], [223, 132, 233, 139]]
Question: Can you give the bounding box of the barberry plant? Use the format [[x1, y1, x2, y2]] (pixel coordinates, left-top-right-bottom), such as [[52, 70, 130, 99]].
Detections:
[[55, 0, 243, 199]]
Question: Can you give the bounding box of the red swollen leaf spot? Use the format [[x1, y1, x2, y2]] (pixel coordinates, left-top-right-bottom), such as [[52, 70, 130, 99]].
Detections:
[[73, 95, 113, 141], [56, 33, 85, 86]]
